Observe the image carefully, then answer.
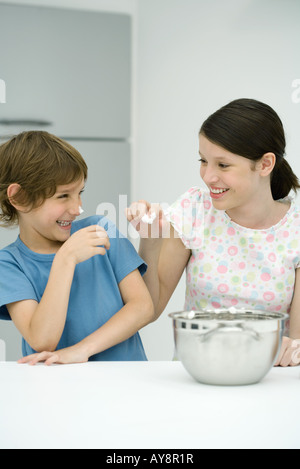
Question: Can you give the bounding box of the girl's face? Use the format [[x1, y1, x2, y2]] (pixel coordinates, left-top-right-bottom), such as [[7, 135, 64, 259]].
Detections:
[[19, 178, 85, 253], [199, 134, 263, 213]]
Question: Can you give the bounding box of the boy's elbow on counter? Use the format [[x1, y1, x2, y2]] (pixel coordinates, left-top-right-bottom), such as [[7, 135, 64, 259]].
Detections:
[[34, 343, 58, 354], [27, 335, 59, 354]]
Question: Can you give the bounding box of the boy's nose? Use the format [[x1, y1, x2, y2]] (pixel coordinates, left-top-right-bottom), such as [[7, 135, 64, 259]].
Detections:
[[69, 204, 82, 216]]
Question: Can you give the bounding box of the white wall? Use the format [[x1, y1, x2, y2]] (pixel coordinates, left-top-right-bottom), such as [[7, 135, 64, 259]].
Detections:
[[0, 0, 136, 14], [135, 0, 300, 359]]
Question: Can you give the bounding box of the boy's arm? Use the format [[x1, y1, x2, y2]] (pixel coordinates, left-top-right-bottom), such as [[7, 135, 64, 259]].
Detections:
[[275, 268, 300, 367], [7, 253, 75, 352], [7, 225, 110, 352], [18, 269, 155, 365], [78, 268, 155, 358]]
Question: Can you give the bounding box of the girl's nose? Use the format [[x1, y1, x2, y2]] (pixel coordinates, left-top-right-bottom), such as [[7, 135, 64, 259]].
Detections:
[[201, 166, 219, 185]]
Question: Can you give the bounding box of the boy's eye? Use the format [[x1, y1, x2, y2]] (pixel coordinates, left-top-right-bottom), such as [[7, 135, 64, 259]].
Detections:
[[219, 163, 230, 169], [198, 158, 207, 164], [58, 194, 68, 199]]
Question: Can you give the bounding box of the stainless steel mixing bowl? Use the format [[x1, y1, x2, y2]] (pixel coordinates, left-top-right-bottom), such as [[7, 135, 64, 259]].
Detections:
[[169, 309, 288, 386]]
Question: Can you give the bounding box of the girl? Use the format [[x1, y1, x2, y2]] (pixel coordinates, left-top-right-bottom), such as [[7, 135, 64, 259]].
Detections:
[[127, 98, 300, 367]]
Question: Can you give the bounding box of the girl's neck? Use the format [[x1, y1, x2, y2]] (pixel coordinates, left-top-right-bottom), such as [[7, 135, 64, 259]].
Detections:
[[226, 194, 290, 230]]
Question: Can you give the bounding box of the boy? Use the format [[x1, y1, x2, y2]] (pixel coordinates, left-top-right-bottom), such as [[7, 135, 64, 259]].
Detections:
[[0, 131, 154, 364]]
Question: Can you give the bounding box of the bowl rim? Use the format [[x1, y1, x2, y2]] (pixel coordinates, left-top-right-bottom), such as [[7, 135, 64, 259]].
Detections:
[[169, 309, 289, 323]]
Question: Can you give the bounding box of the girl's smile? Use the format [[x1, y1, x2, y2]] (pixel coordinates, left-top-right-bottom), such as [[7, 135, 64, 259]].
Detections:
[[209, 187, 230, 199]]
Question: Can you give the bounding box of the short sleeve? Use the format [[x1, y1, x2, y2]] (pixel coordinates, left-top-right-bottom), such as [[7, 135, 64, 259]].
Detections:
[[97, 216, 147, 283], [0, 255, 38, 320], [164, 187, 205, 249]]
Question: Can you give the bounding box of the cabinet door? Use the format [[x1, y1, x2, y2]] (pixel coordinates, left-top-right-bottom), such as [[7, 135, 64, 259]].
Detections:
[[70, 140, 131, 234], [0, 4, 131, 138]]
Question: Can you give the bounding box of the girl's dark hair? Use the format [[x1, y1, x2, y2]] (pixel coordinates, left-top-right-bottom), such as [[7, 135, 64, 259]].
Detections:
[[200, 98, 300, 200]]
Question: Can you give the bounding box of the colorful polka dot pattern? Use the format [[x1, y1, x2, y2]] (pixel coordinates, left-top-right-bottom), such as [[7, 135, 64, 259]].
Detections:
[[165, 187, 300, 324]]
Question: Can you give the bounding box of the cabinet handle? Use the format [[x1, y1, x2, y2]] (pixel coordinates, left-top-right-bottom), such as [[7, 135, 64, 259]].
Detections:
[[0, 119, 52, 127]]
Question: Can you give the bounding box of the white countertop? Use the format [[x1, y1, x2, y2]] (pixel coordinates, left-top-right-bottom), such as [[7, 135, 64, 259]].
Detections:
[[0, 361, 299, 449]]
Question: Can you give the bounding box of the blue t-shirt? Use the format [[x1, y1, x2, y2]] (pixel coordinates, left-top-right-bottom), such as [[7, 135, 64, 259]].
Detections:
[[0, 216, 148, 361]]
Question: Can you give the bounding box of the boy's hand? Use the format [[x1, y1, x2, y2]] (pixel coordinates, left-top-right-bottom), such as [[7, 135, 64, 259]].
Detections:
[[18, 344, 89, 366], [59, 225, 110, 266], [274, 336, 300, 367]]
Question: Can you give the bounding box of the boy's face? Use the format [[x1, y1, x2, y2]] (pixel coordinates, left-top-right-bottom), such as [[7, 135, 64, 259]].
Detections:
[[18, 179, 85, 253]]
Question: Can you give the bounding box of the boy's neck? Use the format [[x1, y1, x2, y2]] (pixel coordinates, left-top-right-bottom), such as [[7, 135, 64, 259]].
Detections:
[[18, 224, 64, 254]]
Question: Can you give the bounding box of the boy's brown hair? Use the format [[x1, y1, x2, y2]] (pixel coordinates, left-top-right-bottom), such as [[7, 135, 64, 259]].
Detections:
[[0, 131, 88, 226]]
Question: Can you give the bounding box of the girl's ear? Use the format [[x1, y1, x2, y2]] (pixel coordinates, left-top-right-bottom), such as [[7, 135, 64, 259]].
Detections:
[[7, 183, 26, 211], [257, 152, 276, 176]]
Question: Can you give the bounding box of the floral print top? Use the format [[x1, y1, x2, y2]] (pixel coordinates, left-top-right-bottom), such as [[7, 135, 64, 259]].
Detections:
[[165, 187, 300, 331]]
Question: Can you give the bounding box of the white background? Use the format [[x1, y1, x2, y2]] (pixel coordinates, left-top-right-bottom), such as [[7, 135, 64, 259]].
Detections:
[[0, 0, 299, 360]]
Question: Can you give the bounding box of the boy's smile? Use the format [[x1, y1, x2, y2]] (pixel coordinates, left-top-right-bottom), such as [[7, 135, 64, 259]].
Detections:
[[18, 179, 85, 254], [56, 220, 74, 229]]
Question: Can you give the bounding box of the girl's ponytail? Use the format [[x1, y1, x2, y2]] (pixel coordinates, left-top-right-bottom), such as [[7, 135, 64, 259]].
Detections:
[[271, 158, 300, 200]]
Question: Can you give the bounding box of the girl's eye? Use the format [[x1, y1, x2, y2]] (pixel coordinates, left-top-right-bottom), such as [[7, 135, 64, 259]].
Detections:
[[198, 158, 207, 164], [219, 164, 230, 169], [58, 194, 68, 199]]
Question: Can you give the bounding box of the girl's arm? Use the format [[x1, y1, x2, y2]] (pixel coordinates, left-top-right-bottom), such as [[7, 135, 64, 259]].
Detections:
[[275, 268, 300, 367], [18, 269, 155, 365], [126, 202, 191, 319], [7, 225, 110, 352], [139, 231, 191, 320], [126, 200, 191, 318]]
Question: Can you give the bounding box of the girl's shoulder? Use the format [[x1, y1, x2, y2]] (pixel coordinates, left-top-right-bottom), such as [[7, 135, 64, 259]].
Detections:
[[165, 187, 215, 248], [175, 186, 208, 202], [166, 186, 211, 212], [284, 198, 300, 233], [289, 198, 300, 217]]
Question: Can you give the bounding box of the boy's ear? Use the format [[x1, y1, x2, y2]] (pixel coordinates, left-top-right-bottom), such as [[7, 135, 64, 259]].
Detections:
[[7, 183, 26, 211]]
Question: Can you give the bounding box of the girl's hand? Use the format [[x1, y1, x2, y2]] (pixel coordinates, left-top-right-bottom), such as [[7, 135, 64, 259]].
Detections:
[[59, 225, 110, 266], [274, 336, 300, 367], [18, 344, 89, 366], [126, 200, 169, 239]]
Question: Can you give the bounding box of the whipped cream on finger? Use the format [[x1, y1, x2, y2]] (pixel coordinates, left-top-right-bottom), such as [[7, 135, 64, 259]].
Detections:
[[141, 212, 157, 224]]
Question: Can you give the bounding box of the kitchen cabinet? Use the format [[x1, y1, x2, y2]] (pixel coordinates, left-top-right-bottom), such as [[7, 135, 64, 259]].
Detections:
[[0, 3, 131, 138], [68, 140, 131, 223]]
